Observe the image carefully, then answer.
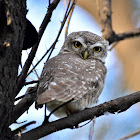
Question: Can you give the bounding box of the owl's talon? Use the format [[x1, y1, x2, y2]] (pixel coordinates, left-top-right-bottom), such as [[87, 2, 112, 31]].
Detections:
[[42, 116, 49, 125]]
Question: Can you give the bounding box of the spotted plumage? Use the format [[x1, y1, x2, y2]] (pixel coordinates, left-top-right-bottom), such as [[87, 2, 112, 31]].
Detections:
[[37, 31, 109, 117]]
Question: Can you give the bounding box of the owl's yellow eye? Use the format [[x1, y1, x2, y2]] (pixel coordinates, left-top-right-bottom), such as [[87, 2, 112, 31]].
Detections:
[[93, 46, 102, 52], [74, 41, 82, 48]]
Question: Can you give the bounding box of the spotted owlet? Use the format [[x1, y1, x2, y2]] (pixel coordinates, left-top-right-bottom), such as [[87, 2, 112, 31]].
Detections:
[[37, 31, 109, 118]]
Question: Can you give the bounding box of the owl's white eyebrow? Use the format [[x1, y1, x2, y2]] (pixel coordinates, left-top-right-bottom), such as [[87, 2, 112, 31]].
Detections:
[[89, 42, 104, 49]]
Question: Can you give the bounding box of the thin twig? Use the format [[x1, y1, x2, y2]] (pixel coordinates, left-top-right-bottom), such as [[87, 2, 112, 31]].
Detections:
[[109, 42, 119, 51], [65, 0, 76, 39], [26, 47, 52, 77], [65, 0, 71, 14], [15, 88, 37, 101], [31, 63, 39, 79], [25, 50, 39, 79], [42, 99, 74, 125], [64, 0, 72, 40], [45, 47, 54, 62], [24, 80, 39, 86], [89, 117, 96, 140], [47, 99, 74, 121], [11, 87, 37, 125], [11, 121, 36, 135], [119, 129, 140, 140], [26, 76, 34, 81]]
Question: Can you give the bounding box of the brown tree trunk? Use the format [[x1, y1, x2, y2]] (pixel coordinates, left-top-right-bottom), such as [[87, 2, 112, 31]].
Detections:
[[0, 0, 26, 139]]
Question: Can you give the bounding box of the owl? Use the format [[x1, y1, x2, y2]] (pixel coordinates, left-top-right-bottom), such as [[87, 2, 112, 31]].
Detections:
[[37, 31, 109, 118]]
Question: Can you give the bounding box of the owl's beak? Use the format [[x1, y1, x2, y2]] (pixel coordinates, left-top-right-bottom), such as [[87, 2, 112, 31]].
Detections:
[[83, 51, 89, 60]]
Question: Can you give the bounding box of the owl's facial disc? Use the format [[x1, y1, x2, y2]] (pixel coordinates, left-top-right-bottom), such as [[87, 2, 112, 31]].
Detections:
[[68, 36, 107, 62]]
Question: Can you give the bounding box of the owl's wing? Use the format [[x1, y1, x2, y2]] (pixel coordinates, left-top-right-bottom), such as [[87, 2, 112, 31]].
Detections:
[[37, 54, 107, 104]]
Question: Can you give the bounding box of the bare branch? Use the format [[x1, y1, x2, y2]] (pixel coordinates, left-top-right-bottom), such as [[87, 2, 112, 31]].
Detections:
[[11, 87, 37, 124], [65, 0, 76, 39], [20, 91, 140, 140], [119, 129, 140, 140], [109, 42, 119, 51], [26, 47, 52, 77], [17, 0, 61, 94], [10, 121, 36, 136], [108, 29, 140, 45], [89, 117, 96, 140], [31, 63, 39, 80], [115, 30, 140, 42], [23, 50, 39, 80], [24, 80, 39, 86], [101, 0, 115, 40]]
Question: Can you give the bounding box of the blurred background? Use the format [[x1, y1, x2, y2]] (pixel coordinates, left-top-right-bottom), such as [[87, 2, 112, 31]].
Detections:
[[10, 0, 140, 139]]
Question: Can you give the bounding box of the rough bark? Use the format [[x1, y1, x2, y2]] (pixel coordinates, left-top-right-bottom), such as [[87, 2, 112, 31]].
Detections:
[[0, 0, 26, 139]]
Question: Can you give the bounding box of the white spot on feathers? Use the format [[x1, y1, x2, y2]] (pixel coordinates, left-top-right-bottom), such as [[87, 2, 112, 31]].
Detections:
[[82, 81, 86, 84], [95, 77, 98, 80], [50, 82, 57, 85]]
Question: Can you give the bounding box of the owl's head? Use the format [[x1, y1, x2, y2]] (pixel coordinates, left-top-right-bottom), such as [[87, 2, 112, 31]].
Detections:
[[60, 31, 109, 63]]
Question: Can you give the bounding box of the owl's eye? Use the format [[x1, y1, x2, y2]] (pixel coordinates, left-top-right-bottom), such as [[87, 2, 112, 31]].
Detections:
[[74, 41, 82, 48], [93, 46, 102, 52]]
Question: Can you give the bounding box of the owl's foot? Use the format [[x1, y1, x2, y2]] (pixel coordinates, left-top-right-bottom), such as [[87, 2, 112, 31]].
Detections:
[[42, 115, 49, 125], [42, 104, 49, 125]]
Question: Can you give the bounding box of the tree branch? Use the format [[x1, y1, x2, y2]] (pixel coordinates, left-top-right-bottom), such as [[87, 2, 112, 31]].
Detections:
[[101, 0, 115, 40], [65, 0, 75, 39], [119, 129, 140, 140], [115, 30, 140, 42], [20, 91, 140, 140], [10, 121, 36, 136], [107, 29, 140, 45], [11, 87, 37, 124]]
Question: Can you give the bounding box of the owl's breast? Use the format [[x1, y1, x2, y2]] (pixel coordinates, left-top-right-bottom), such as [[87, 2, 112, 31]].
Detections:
[[55, 55, 107, 113], [55, 54, 106, 98], [56, 54, 106, 82]]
